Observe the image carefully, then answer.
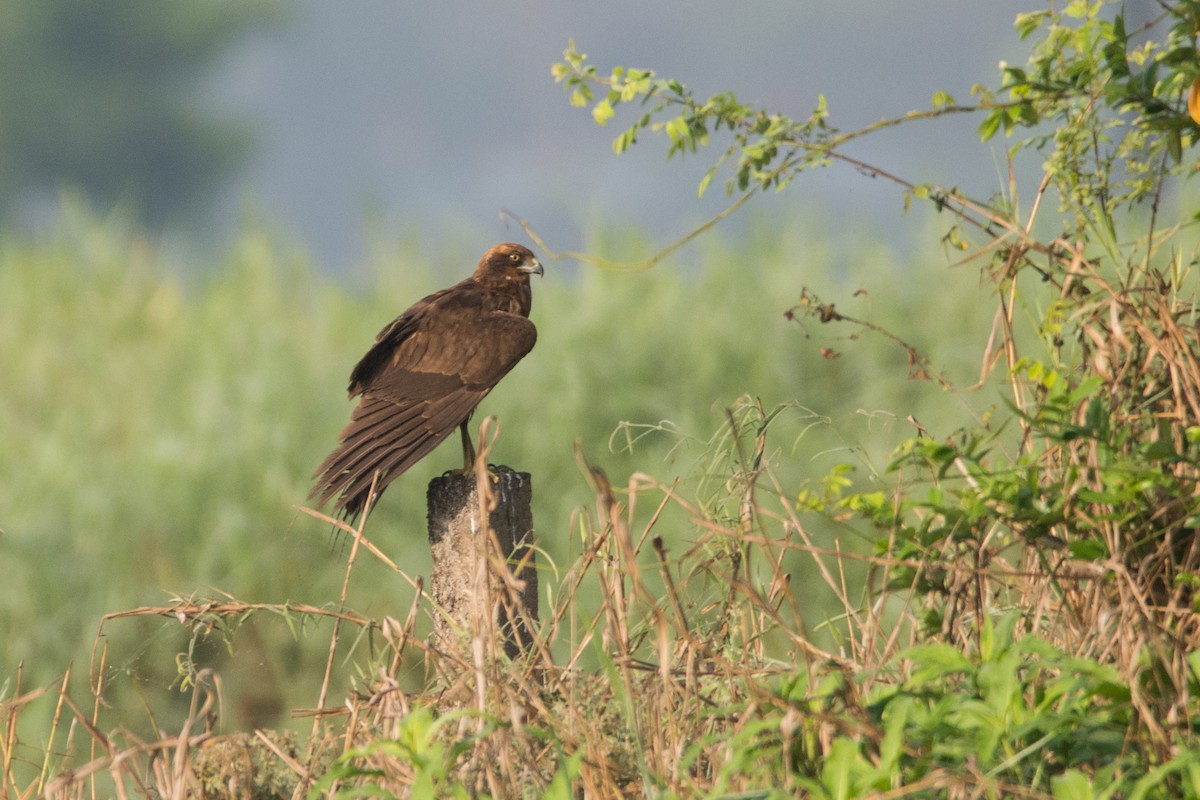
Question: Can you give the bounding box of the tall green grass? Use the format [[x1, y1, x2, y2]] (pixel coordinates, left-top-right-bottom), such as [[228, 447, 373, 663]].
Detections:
[[0, 202, 993, 740]]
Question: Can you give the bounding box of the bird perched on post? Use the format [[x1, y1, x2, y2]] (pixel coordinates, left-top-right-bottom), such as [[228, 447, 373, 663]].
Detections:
[[310, 242, 542, 519]]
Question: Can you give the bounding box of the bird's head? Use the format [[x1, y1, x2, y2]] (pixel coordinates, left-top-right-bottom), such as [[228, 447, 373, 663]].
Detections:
[[477, 242, 543, 282]]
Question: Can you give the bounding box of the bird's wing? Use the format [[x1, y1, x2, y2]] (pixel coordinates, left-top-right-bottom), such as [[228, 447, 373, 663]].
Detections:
[[310, 291, 536, 518], [345, 284, 456, 394]]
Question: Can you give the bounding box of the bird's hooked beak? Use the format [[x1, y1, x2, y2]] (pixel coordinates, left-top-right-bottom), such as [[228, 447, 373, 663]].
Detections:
[[520, 258, 544, 277]]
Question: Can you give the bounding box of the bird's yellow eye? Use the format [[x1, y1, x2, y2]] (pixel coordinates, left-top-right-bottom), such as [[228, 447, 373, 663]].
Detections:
[[509, 252, 521, 262]]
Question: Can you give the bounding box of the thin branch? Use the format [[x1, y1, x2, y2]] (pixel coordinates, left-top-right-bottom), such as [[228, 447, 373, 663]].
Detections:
[[500, 184, 759, 271]]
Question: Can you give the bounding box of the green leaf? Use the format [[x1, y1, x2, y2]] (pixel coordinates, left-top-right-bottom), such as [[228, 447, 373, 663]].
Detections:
[[592, 98, 614, 126], [1168, 128, 1182, 163], [1064, 0, 1093, 19], [543, 752, 583, 800], [903, 642, 973, 684], [1052, 770, 1096, 800], [931, 90, 957, 108], [979, 111, 1004, 141], [664, 115, 689, 144], [821, 738, 865, 800], [612, 128, 637, 154], [569, 86, 591, 108], [876, 695, 911, 777], [1143, 440, 1176, 461], [1068, 538, 1108, 561], [1014, 10, 1050, 39], [562, 38, 584, 68]]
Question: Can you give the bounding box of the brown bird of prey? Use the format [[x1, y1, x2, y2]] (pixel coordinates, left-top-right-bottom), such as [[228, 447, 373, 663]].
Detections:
[[310, 242, 542, 518]]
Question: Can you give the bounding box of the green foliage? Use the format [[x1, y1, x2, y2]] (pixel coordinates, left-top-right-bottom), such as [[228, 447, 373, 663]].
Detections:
[[553, 39, 835, 200], [549, 0, 1200, 796], [310, 708, 476, 799], [983, 2, 1199, 215], [309, 707, 583, 800], [781, 615, 1175, 797]]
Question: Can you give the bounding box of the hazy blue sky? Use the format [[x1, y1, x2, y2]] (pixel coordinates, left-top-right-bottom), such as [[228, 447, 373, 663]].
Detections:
[[210, 2, 1029, 271]]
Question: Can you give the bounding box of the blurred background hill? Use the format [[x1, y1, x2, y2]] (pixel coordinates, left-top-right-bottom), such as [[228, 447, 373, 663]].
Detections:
[[3, 0, 1026, 268]]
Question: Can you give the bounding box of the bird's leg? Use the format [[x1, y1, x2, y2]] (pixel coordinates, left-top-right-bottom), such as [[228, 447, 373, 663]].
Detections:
[[460, 420, 476, 472]]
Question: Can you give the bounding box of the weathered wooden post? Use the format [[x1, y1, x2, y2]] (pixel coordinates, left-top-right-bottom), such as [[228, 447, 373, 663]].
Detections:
[[427, 469, 537, 659]]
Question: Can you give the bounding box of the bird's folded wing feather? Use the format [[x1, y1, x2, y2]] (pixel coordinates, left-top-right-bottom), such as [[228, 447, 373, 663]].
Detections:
[[310, 293, 536, 516]]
